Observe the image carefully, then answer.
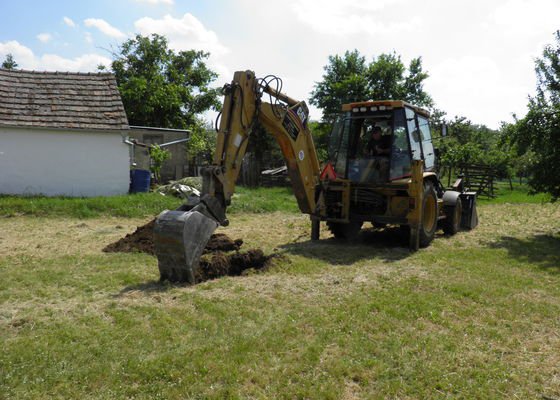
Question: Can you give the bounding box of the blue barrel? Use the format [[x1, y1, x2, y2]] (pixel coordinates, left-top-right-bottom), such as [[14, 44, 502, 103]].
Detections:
[[130, 169, 151, 193]]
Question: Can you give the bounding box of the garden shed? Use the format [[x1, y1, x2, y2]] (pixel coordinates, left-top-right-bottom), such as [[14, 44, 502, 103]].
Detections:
[[0, 68, 130, 197]]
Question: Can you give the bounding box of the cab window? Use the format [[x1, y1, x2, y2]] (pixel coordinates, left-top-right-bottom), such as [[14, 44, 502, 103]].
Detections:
[[417, 115, 435, 170], [389, 109, 412, 180], [405, 108, 422, 161]]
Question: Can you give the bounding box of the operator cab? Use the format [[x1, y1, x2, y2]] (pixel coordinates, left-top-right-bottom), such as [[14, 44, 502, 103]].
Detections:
[[327, 100, 435, 184]]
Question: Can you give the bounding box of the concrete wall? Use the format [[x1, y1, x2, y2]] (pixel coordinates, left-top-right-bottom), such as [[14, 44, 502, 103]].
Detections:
[[0, 126, 130, 197], [128, 129, 190, 181]]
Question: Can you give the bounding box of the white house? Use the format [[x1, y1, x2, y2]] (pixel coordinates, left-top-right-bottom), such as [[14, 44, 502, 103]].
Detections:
[[0, 68, 130, 197]]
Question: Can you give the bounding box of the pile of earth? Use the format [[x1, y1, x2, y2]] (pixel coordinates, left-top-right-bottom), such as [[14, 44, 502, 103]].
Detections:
[[103, 219, 274, 283]]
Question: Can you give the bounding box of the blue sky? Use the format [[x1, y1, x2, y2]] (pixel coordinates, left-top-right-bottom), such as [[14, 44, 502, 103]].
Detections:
[[1, 0, 559, 128]]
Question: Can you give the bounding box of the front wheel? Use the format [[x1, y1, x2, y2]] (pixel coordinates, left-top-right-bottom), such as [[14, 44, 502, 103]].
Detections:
[[442, 199, 462, 235]]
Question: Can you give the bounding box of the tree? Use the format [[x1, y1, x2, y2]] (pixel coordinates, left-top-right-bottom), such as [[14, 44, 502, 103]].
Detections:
[[186, 122, 217, 164], [2, 53, 18, 69], [307, 121, 333, 163], [505, 31, 560, 200], [310, 50, 370, 122], [148, 144, 171, 183], [111, 34, 220, 130], [310, 50, 433, 122]]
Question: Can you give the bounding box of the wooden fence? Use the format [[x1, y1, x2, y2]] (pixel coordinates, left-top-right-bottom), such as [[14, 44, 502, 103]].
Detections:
[[443, 163, 497, 198]]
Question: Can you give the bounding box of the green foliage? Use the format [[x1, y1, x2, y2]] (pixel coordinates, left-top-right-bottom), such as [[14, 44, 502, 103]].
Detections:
[[186, 122, 217, 163], [148, 144, 171, 183], [111, 34, 220, 129], [248, 122, 284, 167], [310, 50, 433, 122], [310, 50, 370, 122], [308, 121, 331, 163], [503, 31, 560, 200], [436, 116, 514, 179], [2, 53, 18, 69]]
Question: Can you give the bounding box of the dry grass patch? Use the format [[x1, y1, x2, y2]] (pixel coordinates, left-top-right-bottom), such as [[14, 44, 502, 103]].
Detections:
[[0, 217, 152, 257], [1, 202, 560, 399]]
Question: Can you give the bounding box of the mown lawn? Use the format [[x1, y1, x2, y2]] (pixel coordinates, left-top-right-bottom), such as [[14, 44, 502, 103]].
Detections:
[[0, 186, 559, 399]]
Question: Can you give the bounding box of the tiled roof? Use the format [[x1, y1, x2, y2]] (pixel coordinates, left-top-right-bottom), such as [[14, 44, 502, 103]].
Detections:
[[0, 68, 129, 131]]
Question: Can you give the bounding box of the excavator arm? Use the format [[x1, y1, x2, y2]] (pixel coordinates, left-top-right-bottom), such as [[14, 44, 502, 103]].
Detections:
[[154, 70, 321, 283]]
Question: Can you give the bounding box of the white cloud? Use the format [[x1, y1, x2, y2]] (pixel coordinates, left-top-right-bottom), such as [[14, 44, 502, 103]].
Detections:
[[291, 0, 418, 35], [40, 53, 112, 72], [84, 18, 126, 39], [426, 56, 530, 127], [134, 0, 174, 5], [63, 16, 76, 28], [37, 33, 52, 43], [0, 40, 111, 72], [134, 13, 230, 85], [84, 32, 93, 44], [0, 40, 35, 67], [492, 0, 560, 36], [134, 13, 228, 56]]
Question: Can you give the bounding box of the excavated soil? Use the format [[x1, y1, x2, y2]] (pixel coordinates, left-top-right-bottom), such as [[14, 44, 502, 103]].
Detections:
[[103, 219, 243, 256], [103, 220, 158, 255], [103, 219, 274, 283]]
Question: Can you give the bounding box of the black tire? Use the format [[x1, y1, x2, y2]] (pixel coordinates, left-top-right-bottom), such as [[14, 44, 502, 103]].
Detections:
[[327, 221, 363, 240], [442, 198, 462, 235], [419, 181, 438, 248]]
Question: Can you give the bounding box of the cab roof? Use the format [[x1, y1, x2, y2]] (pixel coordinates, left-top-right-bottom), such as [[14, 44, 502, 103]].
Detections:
[[341, 100, 430, 118]]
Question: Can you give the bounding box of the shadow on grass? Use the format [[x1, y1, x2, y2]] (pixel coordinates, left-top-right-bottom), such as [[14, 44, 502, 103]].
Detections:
[[280, 226, 414, 265], [117, 279, 183, 295], [487, 234, 560, 274]]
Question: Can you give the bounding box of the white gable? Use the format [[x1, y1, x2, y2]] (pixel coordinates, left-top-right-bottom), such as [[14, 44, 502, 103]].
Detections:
[[0, 127, 130, 197]]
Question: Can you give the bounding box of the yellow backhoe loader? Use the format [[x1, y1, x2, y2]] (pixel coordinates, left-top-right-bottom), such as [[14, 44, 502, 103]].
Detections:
[[153, 70, 478, 283]]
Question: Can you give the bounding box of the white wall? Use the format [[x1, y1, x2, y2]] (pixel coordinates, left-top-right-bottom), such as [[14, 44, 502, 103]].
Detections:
[[0, 127, 130, 197]]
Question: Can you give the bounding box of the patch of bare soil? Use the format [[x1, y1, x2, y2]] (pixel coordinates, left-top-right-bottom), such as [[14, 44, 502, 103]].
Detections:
[[103, 220, 157, 254], [103, 219, 274, 283]]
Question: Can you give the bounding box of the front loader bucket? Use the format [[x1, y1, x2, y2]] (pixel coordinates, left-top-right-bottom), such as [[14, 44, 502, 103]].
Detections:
[[154, 209, 219, 284], [460, 191, 479, 230]]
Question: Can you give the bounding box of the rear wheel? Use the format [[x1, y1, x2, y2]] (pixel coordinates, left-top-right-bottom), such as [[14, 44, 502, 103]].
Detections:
[[327, 221, 363, 240], [442, 198, 462, 235], [419, 181, 438, 248]]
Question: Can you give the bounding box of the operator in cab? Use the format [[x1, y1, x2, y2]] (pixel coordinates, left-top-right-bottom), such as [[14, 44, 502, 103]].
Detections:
[[366, 125, 391, 156]]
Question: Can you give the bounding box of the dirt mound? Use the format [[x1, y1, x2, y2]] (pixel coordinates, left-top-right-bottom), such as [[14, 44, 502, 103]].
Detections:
[[103, 220, 243, 256], [103, 220, 157, 255], [202, 234, 243, 254], [196, 249, 272, 282], [104, 218, 274, 284]]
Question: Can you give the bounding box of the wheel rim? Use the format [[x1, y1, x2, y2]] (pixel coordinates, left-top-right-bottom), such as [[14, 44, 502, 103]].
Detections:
[[423, 195, 436, 232]]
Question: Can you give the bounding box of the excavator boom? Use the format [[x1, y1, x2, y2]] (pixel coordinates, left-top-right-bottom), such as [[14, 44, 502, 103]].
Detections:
[[154, 71, 320, 283]]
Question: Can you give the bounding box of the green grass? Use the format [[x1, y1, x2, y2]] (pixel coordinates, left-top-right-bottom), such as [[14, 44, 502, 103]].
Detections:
[[0, 192, 182, 219], [478, 180, 551, 204], [229, 186, 299, 214], [0, 186, 299, 219], [0, 180, 550, 221], [1, 202, 559, 398]]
